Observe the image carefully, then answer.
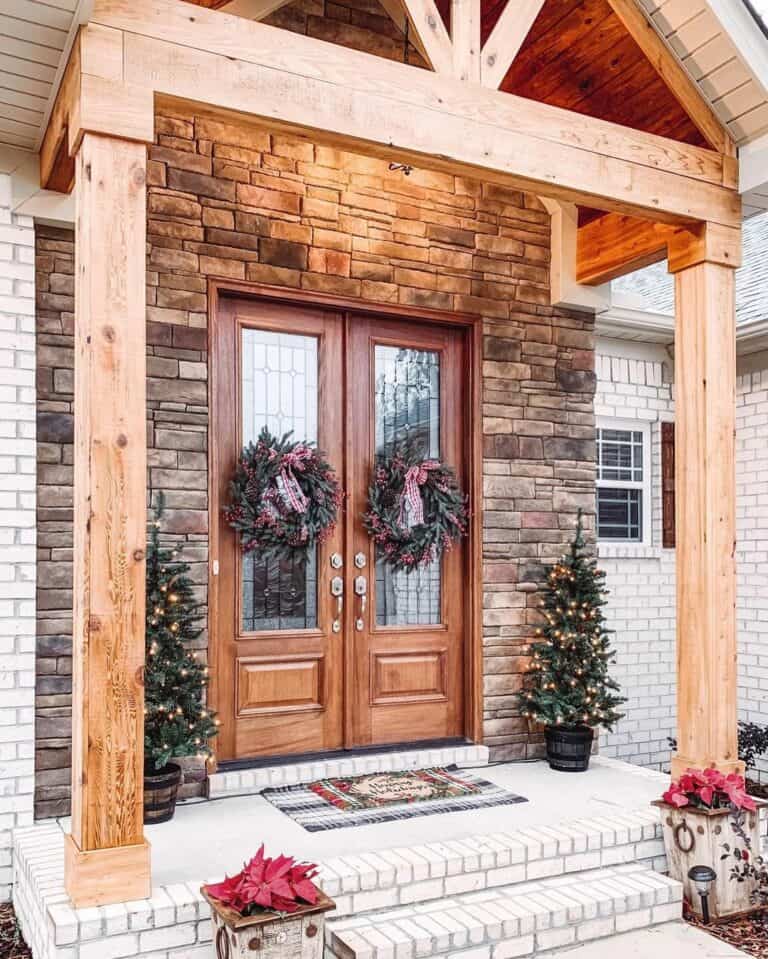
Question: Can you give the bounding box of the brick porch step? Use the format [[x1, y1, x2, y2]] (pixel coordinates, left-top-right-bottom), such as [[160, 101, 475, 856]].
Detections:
[[325, 863, 683, 959], [317, 807, 666, 918]]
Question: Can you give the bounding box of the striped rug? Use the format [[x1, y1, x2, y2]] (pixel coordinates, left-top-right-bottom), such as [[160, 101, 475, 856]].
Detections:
[[261, 766, 527, 831]]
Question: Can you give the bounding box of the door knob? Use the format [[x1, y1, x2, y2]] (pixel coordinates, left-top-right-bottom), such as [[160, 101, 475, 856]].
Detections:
[[354, 576, 367, 631]]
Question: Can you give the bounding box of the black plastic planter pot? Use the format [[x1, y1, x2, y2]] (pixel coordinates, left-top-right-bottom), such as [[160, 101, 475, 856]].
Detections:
[[545, 725, 594, 772], [144, 762, 182, 824]]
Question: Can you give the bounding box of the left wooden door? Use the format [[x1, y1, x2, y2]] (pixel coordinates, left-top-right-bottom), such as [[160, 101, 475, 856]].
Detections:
[[212, 296, 345, 760]]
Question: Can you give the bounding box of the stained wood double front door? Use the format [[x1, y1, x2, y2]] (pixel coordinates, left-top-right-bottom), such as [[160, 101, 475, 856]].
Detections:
[[212, 294, 468, 761]]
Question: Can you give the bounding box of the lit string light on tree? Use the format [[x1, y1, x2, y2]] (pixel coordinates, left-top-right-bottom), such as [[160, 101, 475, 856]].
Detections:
[[521, 510, 625, 732], [144, 493, 219, 772]]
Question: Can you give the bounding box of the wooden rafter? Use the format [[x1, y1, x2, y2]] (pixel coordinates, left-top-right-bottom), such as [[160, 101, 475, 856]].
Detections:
[[451, 0, 481, 83], [216, 0, 293, 19], [378, 0, 430, 63], [577, 213, 672, 285], [79, 0, 739, 227], [398, 0, 454, 74], [481, 0, 546, 90], [604, 0, 734, 155]]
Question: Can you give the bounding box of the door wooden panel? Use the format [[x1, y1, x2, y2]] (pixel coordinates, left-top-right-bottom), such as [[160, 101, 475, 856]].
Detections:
[[212, 297, 344, 760], [212, 294, 469, 761], [346, 317, 466, 748]]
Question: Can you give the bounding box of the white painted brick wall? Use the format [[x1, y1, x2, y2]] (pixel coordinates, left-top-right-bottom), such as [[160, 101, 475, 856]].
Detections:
[[598, 337, 768, 772], [736, 365, 768, 743], [0, 173, 36, 901], [596, 339, 677, 770]]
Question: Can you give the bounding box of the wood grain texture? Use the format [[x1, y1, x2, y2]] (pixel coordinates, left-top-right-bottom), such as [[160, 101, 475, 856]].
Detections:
[[64, 834, 151, 908], [481, 0, 546, 89], [68, 132, 150, 902], [451, 0, 481, 83], [400, 0, 454, 74], [604, 0, 732, 154], [576, 212, 671, 285], [501, 0, 709, 149], [671, 250, 742, 777], [88, 0, 740, 225]]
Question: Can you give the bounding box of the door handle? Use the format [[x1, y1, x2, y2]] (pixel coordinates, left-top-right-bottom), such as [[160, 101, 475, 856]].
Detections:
[[331, 576, 343, 633], [354, 575, 367, 631]]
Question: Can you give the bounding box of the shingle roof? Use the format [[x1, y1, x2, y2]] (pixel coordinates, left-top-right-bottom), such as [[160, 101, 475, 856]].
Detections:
[[612, 214, 768, 325]]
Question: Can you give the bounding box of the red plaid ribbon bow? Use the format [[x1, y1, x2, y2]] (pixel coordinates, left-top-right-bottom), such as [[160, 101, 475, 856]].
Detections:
[[275, 447, 312, 514], [398, 461, 440, 529]]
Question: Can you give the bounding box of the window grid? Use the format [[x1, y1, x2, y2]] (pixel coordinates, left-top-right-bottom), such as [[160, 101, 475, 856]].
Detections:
[[596, 422, 650, 545]]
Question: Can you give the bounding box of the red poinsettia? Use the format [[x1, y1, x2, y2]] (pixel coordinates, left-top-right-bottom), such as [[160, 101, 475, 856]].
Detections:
[[662, 767, 757, 812], [204, 845, 320, 916]]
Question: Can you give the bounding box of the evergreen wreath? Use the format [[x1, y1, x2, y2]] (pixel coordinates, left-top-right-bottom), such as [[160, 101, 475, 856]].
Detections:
[[363, 443, 468, 573], [224, 428, 342, 562]]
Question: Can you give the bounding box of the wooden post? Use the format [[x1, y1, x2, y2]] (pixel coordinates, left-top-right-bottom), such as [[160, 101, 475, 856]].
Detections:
[[65, 132, 151, 908], [668, 223, 743, 779]]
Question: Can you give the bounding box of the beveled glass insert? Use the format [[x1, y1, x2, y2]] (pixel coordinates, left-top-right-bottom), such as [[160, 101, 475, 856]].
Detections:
[[374, 345, 442, 626], [241, 328, 318, 632]]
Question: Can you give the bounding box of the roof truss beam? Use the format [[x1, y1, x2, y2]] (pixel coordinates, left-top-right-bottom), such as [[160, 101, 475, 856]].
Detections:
[[398, 0, 454, 75], [46, 0, 740, 229], [217, 0, 293, 18], [481, 0, 546, 89]]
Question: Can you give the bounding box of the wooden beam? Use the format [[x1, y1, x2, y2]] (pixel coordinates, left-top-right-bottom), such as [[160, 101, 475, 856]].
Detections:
[[399, 0, 454, 74], [577, 213, 672, 285], [217, 0, 293, 19], [540, 199, 611, 312], [66, 131, 151, 907], [670, 223, 742, 777], [605, 0, 734, 156], [481, 0, 546, 89], [378, 0, 430, 63], [41, 27, 154, 194], [451, 0, 481, 83], [86, 0, 740, 226]]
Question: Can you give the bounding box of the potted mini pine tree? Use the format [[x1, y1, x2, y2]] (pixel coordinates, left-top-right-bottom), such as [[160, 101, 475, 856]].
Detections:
[[521, 511, 625, 772], [144, 495, 219, 823]]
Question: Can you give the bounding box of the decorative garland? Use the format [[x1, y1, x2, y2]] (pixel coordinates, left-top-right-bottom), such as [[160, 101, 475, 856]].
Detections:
[[224, 428, 342, 562], [363, 445, 468, 573]]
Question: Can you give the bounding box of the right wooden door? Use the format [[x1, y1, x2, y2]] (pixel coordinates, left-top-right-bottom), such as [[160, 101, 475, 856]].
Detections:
[[346, 315, 467, 747]]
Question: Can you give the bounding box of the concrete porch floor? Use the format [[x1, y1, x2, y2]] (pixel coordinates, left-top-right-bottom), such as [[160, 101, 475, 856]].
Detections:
[[140, 756, 668, 887], [13, 756, 680, 959]]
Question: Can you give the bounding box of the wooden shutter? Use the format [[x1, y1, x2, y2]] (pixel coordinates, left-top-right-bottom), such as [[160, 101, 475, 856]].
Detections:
[[661, 421, 676, 549]]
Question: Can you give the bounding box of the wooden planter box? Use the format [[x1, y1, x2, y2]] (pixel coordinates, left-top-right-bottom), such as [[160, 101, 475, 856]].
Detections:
[[653, 799, 764, 919], [201, 889, 335, 959]]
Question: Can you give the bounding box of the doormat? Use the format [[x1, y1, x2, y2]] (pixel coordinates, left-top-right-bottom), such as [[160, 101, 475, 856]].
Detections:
[[261, 766, 527, 831]]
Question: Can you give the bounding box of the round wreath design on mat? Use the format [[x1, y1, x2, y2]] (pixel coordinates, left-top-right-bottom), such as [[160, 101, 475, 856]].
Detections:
[[224, 428, 342, 562], [363, 444, 469, 573]]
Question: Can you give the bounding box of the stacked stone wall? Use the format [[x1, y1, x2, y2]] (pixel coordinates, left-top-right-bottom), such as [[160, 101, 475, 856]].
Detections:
[[33, 107, 597, 815]]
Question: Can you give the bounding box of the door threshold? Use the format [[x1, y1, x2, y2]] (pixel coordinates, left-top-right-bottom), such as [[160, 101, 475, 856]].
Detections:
[[208, 739, 489, 799], [216, 737, 473, 773]]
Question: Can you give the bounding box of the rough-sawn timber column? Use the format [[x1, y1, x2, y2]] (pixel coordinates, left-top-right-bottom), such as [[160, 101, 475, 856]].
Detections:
[[668, 223, 742, 779], [64, 132, 151, 907]]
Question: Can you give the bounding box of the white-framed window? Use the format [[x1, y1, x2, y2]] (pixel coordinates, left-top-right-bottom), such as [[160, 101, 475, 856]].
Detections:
[[596, 419, 652, 545]]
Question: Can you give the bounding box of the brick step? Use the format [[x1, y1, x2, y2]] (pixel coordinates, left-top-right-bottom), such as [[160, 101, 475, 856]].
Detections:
[[208, 744, 490, 799], [325, 863, 683, 959], [317, 807, 666, 918]]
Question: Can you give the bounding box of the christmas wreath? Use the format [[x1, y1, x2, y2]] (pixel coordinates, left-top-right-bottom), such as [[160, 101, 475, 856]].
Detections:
[[224, 428, 342, 562], [363, 444, 468, 573]]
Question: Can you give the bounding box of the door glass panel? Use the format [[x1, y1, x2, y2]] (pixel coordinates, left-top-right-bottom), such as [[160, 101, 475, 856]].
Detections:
[[374, 345, 441, 626], [240, 328, 318, 632]]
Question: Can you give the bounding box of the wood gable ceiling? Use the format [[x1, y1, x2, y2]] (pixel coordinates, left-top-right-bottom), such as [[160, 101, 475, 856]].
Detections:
[[434, 0, 707, 148]]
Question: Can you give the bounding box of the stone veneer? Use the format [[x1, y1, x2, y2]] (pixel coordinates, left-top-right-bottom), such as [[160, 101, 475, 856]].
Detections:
[[33, 105, 597, 815]]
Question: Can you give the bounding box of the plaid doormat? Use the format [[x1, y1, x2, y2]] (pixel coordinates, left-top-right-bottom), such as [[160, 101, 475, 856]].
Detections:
[[261, 765, 527, 831]]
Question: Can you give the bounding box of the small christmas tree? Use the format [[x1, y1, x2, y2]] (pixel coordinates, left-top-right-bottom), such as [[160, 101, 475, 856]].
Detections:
[[145, 495, 219, 772], [522, 511, 625, 731]]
